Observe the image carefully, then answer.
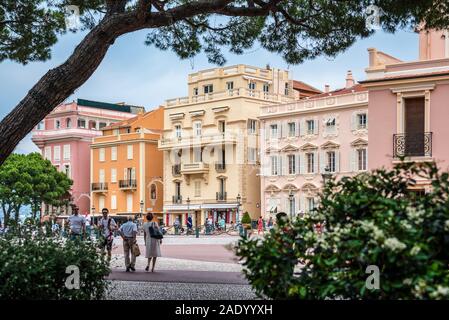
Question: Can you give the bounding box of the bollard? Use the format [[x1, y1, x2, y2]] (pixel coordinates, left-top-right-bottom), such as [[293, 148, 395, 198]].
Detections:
[[195, 227, 199, 238]]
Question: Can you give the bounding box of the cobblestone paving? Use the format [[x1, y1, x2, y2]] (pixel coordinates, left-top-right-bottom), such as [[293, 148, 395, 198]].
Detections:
[[105, 281, 258, 300]]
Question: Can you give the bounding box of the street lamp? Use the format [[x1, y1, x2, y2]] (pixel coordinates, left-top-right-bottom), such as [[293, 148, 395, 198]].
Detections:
[[288, 190, 294, 220], [236, 194, 241, 223]]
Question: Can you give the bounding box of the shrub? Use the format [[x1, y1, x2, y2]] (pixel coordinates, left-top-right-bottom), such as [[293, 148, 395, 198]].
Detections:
[[241, 212, 252, 225], [236, 161, 449, 299], [0, 225, 110, 300]]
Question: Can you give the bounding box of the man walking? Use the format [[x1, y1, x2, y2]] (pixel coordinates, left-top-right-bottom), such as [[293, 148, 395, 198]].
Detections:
[[98, 208, 117, 262], [68, 205, 86, 240], [119, 216, 138, 272]]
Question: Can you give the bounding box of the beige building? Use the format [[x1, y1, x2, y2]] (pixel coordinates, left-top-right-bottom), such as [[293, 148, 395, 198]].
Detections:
[[158, 64, 321, 228]]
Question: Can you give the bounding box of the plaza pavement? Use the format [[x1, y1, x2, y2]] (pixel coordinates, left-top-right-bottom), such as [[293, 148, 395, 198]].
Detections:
[[106, 235, 260, 299]]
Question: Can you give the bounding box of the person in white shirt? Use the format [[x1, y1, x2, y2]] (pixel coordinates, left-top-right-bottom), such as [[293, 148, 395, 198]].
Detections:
[[68, 205, 86, 240], [119, 217, 138, 272], [98, 208, 117, 261]]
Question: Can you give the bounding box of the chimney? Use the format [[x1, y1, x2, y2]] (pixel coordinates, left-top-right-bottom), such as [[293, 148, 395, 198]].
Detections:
[[345, 70, 355, 88], [324, 84, 330, 93]]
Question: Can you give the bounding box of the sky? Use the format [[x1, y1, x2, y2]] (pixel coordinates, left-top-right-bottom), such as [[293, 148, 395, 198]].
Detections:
[[0, 27, 419, 155]]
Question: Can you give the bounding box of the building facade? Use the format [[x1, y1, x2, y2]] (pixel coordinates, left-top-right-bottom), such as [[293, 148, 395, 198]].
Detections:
[[259, 72, 368, 219], [90, 107, 164, 222], [32, 99, 143, 215], [362, 29, 449, 191], [159, 64, 320, 227]]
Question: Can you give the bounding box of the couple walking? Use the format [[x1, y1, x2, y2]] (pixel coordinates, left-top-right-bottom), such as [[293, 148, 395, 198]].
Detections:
[[98, 209, 162, 272]]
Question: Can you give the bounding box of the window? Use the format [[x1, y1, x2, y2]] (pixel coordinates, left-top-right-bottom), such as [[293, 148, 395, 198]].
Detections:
[[111, 195, 117, 210], [99, 169, 105, 183], [288, 154, 296, 175], [175, 125, 182, 138], [248, 120, 257, 134], [175, 182, 181, 198], [357, 148, 367, 171], [37, 120, 45, 130], [357, 113, 367, 129], [289, 196, 296, 216], [248, 147, 257, 163], [218, 120, 226, 133], [204, 84, 213, 94], [193, 147, 202, 162], [66, 118, 72, 128], [99, 148, 105, 162], [226, 81, 234, 90], [248, 82, 256, 90], [54, 146, 61, 162], [193, 87, 199, 96], [44, 146, 51, 160], [77, 119, 86, 128], [307, 198, 315, 212], [64, 164, 71, 178], [263, 83, 270, 93], [326, 117, 336, 133], [219, 178, 226, 194], [99, 196, 105, 211], [306, 153, 315, 173], [194, 121, 202, 137], [327, 151, 336, 173], [306, 120, 315, 134], [194, 181, 201, 197], [127, 145, 133, 160], [113, 129, 119, 135], [111, 168, 117, 183], [271, 156, 279, 175], [151, 184, 157, 200], [111, 146, 117, 161], [63, 145, 70, 160], [99, 122, 107, 129], [270, 124, 279, 139], [284, 83, 289, 96], [288, 122, 296, 137]]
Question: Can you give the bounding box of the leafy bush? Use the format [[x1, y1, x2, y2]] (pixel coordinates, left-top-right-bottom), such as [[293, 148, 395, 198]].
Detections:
[[0, 225, 110, 300], [236, 162, 449, 299], [241, 212, 252, 225]]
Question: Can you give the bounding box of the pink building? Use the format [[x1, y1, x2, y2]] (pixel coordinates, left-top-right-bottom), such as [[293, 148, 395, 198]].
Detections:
[[362, 29, 449, 191], [259, 72, 368, 219], [32, 99, 144, 215]]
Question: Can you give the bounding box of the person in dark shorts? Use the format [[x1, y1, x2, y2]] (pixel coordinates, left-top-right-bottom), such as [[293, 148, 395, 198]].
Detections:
[[97, 208, 117, 261]]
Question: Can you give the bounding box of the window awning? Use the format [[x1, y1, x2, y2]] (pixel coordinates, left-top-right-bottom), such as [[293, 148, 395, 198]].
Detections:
[[201, 203, 239, 209], [163, 204, 201, 211]]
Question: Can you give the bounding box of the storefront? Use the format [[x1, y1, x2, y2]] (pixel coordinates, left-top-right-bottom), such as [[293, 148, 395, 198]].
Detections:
[[163, 204, 201, 227], [201, 203, 239, 225]]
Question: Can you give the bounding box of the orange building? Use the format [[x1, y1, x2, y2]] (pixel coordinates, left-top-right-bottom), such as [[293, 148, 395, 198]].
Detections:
[[90, 107, 164, 223]]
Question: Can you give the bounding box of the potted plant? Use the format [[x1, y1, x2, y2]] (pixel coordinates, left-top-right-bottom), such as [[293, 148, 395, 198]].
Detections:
[[241, 212, 252, 230]]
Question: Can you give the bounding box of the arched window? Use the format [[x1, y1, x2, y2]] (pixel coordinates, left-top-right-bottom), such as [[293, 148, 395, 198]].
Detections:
[[66, 118, 72, 128], [150, 184, 157, 200]]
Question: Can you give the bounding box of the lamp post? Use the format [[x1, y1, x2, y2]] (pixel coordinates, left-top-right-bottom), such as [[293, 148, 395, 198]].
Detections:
[[140, 200, 144, 218], [288, 190, 294, 220], [91, 205, 97, 239], [236, 194, 241, 223]]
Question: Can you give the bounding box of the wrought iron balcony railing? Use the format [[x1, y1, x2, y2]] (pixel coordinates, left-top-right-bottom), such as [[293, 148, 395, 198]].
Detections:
[[172, 195, 182, 204], [215, 162, 226, 172], [393, 132, 432, 158], [91, 183, 108, 191], [119, 179, 137, 189], [216, 192, 227, 201]]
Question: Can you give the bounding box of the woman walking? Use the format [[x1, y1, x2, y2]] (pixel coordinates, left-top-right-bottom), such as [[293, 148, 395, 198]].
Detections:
[[143, 212, 162, 272]]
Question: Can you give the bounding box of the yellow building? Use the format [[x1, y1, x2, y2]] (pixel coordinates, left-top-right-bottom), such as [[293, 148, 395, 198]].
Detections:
[[159, 64, 320, 227], [90, 107, 164, 223]]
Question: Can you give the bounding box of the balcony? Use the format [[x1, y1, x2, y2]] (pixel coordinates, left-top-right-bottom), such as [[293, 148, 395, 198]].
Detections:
[[159, 132, 238, 150], [172, 164, 181, 177], [172, 195, 182, 204], [181, 162, 210, 174], [91, 183, 108, 192], [119, 179, 137, 190], [216, 192, 227, 201], [393, 132, 432, 158], [215, 162, 226, 173]]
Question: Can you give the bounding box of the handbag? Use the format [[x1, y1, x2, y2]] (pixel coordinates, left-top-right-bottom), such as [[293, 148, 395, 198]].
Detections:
[[149, 222, 163, 240], [132, 241, 141, 257]]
